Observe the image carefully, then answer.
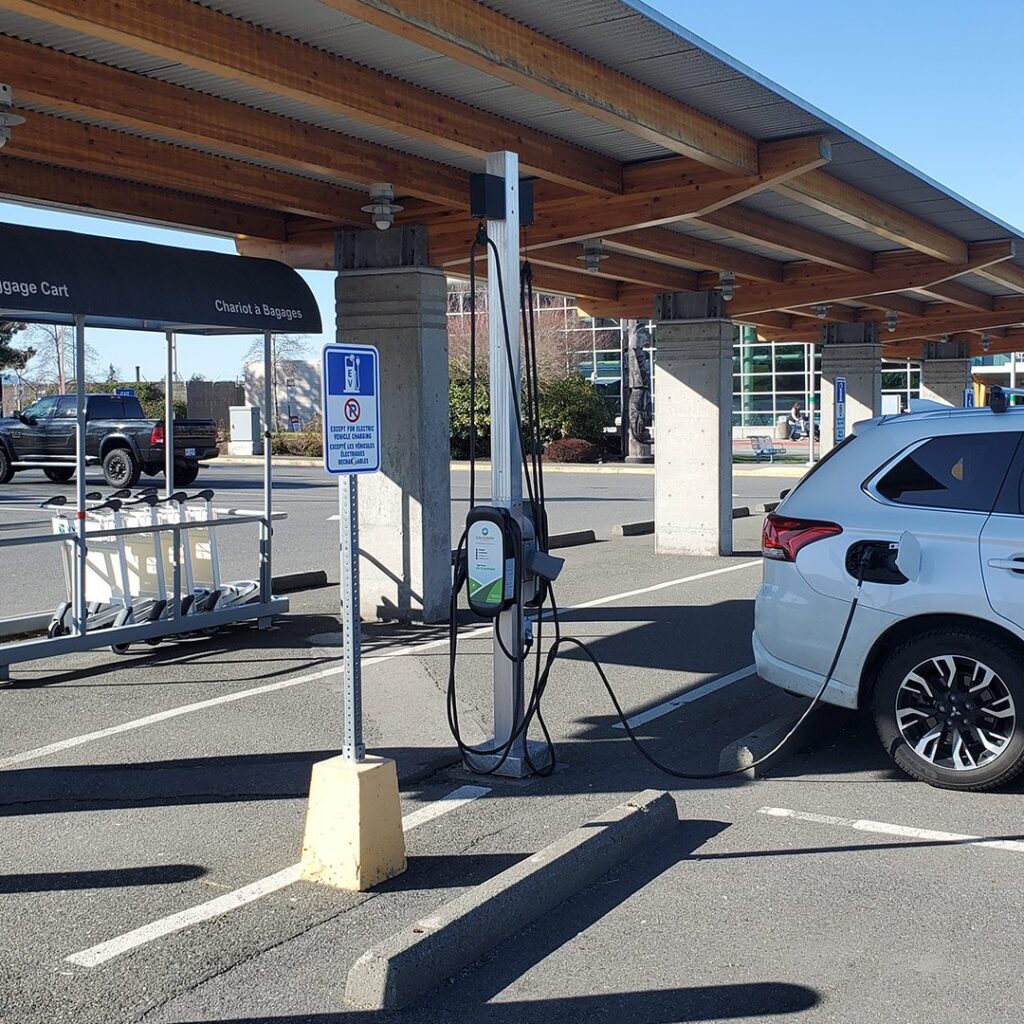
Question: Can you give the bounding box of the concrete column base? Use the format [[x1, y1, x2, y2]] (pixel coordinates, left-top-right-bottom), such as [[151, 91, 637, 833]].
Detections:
[[653, 315, 735, 556], [821, 341, 882, 451], [336, 266, 451, 623], [921, 358, 971, 407], [300, 755, 407, 891]]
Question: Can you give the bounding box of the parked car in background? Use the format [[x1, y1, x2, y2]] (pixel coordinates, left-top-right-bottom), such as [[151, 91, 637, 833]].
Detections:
[[755, 396, 1024, 791], [0, 393, 218, 488]]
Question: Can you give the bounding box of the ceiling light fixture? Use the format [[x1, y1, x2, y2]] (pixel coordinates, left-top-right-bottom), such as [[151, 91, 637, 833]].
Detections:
[[939, 333, 951, 344], [718, 271, 736, 302], [982, 334, 992, 353], [0, 84, 25, 149], [885, 311, 898, 333], [361, 183, 403, 231], [814, 303, 829, 319], [578, 238, 608, 274]]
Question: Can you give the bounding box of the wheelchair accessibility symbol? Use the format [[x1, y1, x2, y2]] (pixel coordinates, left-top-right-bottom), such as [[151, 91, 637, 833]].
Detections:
[[344, 398, 361, 422]]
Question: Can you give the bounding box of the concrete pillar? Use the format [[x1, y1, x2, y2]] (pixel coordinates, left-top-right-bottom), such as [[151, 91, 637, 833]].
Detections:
[[920, 340, 971, 406], [653, 291, 735, 557], [335, 265, 451, 623], [820, 324, 882, 452]]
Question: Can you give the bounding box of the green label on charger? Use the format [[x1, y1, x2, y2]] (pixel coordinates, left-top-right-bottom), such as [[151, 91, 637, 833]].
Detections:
[[468, 520, 504, 608]]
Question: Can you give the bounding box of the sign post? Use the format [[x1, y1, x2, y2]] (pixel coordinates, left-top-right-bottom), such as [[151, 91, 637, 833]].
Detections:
[[834, 376, 847, 445], [300, 342, 405, 892]]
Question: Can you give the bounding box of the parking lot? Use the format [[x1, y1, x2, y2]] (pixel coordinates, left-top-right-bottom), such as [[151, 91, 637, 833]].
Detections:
[[2, 510, 1022, 1024]]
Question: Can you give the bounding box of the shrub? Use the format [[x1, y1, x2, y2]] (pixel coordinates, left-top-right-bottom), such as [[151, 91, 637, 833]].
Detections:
[[450, 377, 490, 459], [538, 374, 609, 444], [543, 438, 601, 463]]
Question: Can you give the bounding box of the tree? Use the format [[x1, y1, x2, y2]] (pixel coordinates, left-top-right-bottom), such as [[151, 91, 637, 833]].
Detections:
[[244, 333, 313, 430], [25, 324, 101, 391], [0, 321, 32, 372], [104, 362, 121, 384]]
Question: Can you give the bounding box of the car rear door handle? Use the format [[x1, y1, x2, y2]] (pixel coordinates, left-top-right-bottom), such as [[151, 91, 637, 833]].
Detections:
[[987, 557, 1024, 573]]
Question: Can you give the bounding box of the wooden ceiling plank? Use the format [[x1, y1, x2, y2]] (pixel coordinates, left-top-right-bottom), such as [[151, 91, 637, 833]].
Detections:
[[6, 111, 370, 222], [912, 280, 994, 311], [777, 171, 968, 263], [0, 155, 288, 239], [323, 0, 758, 173], [0, 33, 468, 207], [5, 0, 620, 195], [524, 243, 699, 292]]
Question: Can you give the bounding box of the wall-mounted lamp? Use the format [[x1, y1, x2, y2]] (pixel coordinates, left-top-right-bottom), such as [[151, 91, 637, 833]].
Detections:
[[361, 183, 403, 231]]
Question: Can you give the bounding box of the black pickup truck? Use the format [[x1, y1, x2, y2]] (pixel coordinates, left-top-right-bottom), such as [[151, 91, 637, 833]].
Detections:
[[0, 393, 218, 488]]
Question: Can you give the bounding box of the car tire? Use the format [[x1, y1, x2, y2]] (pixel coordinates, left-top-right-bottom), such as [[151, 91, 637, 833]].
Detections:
[[173, 461, 200, 487], [872, 628, 1024, 791], [44, 467, 75, 483], [102, 446, 141, 489], [0, 446, 13, 484]]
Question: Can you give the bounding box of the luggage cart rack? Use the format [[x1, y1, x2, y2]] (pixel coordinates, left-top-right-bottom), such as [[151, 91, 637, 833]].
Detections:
[[0, 503, 288, 672]]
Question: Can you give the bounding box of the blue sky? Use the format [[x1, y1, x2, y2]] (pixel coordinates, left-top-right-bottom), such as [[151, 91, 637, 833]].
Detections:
[[4, 0, 1020, 380]]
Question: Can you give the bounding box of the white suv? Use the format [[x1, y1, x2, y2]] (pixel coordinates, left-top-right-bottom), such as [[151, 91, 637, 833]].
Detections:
[[754, 393, 1024, 790]]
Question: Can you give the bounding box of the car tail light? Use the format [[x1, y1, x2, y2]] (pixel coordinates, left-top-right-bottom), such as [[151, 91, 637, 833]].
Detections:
[[762, 513, 842, 562], [150, 424, 164, 445]]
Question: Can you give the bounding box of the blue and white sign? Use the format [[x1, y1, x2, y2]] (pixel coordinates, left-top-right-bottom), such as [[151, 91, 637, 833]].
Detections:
[[322, 343, 381, 474], [834, 376, 847, 444], [963, 387, 976, 408], [114, 387, 135, 398]]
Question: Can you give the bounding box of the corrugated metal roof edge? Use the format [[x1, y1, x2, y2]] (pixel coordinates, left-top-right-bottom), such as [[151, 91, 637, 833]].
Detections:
[[620, 0, 1024, 245]]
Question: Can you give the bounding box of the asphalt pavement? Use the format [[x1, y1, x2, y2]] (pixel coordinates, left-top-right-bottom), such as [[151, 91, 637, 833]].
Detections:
[[3, 518, 1022, 1024]]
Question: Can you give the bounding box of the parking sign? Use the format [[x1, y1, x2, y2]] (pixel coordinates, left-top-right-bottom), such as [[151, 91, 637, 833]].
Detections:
[[322, 343, 381, 474], [834, 376, 847, 444]]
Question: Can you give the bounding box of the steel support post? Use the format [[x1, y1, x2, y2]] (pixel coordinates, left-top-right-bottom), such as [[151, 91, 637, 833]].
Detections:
[[73, 313, 87, 635], [478, 150, 544, 777], [806, 341, 816, 466], [261, 331, 273, 607], [339, 473, 364, 761]]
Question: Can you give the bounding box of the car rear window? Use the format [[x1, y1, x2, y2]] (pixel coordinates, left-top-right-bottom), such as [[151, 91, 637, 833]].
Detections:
[[87, 396, 125, 419], [875, 432, 1020, 512]]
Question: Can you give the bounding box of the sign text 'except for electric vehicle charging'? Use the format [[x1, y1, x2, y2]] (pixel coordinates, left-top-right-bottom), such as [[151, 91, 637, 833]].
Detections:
[[834, 376, 847, 444], [322, 343, 381, 475]]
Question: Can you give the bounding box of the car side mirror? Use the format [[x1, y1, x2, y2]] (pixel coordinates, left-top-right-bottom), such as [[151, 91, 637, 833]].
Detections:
[[895, 531, 922, 582]]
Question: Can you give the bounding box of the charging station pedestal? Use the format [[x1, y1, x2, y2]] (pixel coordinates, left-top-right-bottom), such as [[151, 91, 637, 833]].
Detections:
[[470, 151, 551, 779]]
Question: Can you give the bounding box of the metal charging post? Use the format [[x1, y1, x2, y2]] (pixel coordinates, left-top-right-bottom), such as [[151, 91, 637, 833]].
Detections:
[[338, 473, 364, 760], [260, 331, 273, 607], [480, 150, 542, 777]]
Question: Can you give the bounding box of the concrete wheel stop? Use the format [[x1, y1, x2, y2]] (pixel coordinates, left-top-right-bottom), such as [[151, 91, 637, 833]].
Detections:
[[344, 789, 678, 1010]]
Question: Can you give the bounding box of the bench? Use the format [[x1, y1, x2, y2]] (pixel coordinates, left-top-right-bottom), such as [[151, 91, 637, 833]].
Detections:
[[749, 435, 786, 463]]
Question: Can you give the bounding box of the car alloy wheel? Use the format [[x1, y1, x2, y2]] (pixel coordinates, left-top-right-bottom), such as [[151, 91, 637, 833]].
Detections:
[[106, 452, 130, 485], [895, 655, 1016, 771]]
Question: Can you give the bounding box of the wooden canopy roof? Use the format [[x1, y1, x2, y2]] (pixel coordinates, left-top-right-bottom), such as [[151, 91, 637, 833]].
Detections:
[[1, 0, 1022, 357]]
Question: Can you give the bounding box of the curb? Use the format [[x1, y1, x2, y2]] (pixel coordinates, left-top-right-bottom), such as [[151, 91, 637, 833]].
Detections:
[[273, 570, 329, 593], [548, 529, 597, 549], [718, 712, 808, 780], [344, 789, 678, 1010], [217, 456, 322, 467], [613, 520, 654, 537]]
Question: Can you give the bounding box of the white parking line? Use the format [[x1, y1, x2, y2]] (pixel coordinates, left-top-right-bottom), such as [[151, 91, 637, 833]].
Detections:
[[1, 560, 760, 769], [65, 784, 491, 969], [613, 663, 757, 729], [760, 807, 1024, 854]]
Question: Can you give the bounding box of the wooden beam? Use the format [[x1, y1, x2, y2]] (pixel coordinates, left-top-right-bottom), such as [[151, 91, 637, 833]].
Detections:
[[524, 244, 699, 292], [0, 33, 468, 208], [6, 111, 369, 222], [324, 0, 759, 174], [777, 172, 969, 263], [726, 244, 1015, 317], [4, 0, 620, 195], [604, 227, 782, 282], [975, 260, 1024, 295], [429, 140, 832, 264], [0, 156, 288, 239], [912, 280, 993, 311], [856, 293, 930, 318], [696, 205, 874, 274]]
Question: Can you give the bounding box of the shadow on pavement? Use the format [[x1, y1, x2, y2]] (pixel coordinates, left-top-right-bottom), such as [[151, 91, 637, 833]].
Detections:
[[0, 862, 206, 893]]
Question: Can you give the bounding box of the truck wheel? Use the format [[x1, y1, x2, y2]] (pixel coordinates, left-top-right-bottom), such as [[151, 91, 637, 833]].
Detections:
[[173, 461, 200, 487], [44, 467, 75, 483], [873, 628, 1024, 791], [102, 446, 141, 489], [0, 447, 13, 484]]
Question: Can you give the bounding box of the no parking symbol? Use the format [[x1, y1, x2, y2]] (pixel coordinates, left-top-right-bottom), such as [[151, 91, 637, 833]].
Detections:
[[344, 398, 361, 423]]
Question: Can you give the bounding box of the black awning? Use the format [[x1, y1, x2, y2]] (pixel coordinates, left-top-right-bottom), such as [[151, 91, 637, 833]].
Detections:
[[0, 222, 322, 335]]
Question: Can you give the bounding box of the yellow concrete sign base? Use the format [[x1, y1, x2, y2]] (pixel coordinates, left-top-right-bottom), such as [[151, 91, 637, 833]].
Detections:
[[299, 754, 407, 891]]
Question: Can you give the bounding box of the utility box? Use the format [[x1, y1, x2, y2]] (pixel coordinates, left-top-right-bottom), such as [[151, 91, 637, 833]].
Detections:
[[228, 405, 263, 456]]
